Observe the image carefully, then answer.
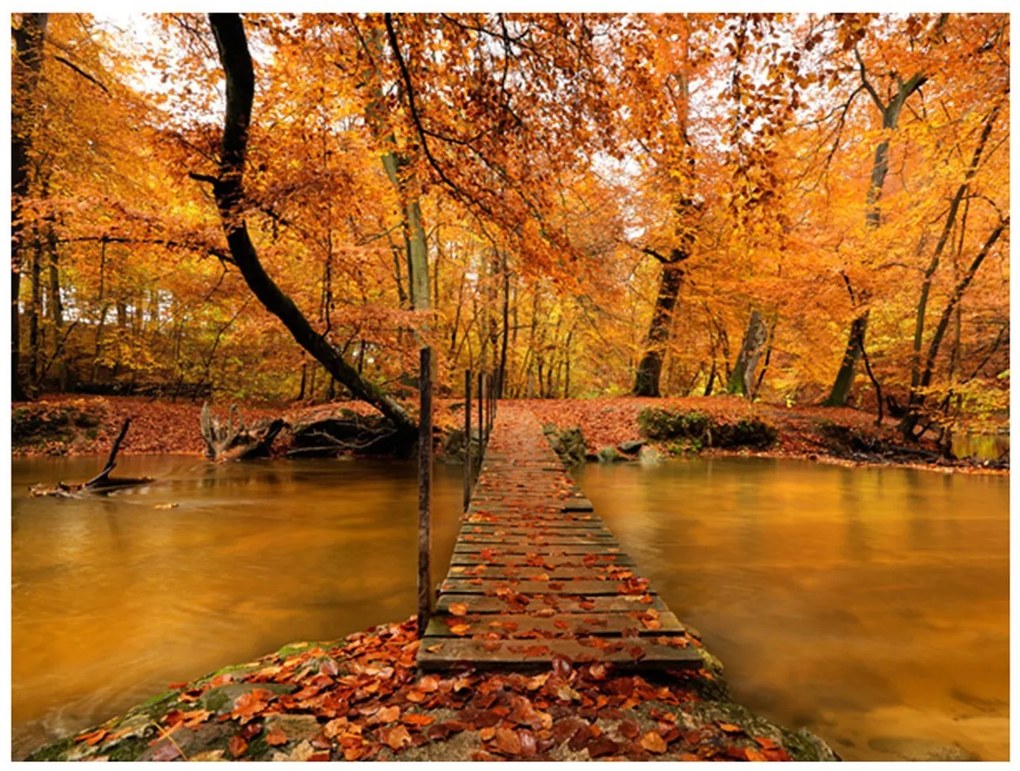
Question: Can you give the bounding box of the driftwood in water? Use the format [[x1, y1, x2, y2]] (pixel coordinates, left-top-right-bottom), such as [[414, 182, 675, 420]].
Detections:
[[200, 402, 286, 461], [288, 410, 407, 457], [30, 418, 154, 497]]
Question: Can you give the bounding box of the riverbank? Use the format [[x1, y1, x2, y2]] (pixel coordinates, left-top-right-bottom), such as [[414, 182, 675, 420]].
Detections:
[[26, 616, 837, 762], [11, 394, 1007, 473]]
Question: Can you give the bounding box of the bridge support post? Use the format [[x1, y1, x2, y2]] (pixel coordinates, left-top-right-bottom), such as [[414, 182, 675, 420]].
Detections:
[[463, 368, 472, 511], [417, 346, 433, 637]]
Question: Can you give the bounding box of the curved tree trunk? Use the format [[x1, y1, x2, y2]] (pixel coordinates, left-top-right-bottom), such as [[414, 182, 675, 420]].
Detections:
[[634, 254, 687, 397], [204, 14, 415, 440]]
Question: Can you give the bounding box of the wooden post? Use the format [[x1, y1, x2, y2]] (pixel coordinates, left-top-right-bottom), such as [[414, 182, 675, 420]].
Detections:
[[477, 371, 485, 454], [463, 368, 472, 511], [417, 347, 433, 637], [489, 371, 495, 431]]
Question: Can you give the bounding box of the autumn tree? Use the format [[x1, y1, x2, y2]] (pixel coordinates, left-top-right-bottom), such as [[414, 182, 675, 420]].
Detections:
[[11, 13, 48, 401], [199, 13, 417, 435]]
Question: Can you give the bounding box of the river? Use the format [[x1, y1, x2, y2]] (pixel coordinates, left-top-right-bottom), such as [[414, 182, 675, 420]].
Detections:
[[10, 454, 1008, 760]]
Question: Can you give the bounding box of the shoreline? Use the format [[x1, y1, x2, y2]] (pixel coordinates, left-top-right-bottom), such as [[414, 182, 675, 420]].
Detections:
[[12, 394, 1007, 475], [24, 617, 839, 762]]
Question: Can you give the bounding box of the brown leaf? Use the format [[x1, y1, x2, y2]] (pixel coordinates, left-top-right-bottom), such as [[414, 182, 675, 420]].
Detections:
[[266, 727, 289, 746], [448, 602, 469, 616], [150, 740, 182, 762], [382, 724, 412, 751], [479, 726, 496, 741], [448, 622, 471, 636], [493, 726, 522, 756], [745, 747, 767, 761], [418, 674, 441, 692], [240, 720, 263, 741], [640, 731, 667, 754], [518, 728, 537, 756], [230, 688, 275, 725], [228, 735, 248, 758], [568, 723, 592, 751], [718, 722, 744, 734], [587, 736, 620, 758], [618, 719, 640, 740], [376, 705, 401, 724]]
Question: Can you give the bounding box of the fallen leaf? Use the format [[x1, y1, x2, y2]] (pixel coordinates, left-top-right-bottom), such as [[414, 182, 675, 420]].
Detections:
[[382, 724, 412, 751], [401, 713, 434, 727], [493, 726, 522, 755], [449, 602, 469, 616], [76, 728, 108, 747], [718, 722, 744, 734], [230, 688, 275, 725], [266, 727, 289, 746], [189, 750, 225, 761], [449, 623, 471, 636], [149, 740, 181, 762], [618, 719, 640, 740], [587, 736, 620, 758], [228, 735, 248, 758], [640, 731, 667, 754]]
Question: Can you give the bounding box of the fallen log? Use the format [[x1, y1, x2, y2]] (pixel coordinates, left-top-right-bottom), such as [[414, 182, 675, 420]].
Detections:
[[200, 402, 287, 461], [30, 418, 154, 497], [287, 411, 406, 457]]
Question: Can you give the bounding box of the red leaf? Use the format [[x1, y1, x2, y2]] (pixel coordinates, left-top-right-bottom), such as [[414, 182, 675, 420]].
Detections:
[[76, 728, 108, 747], [266, 727, 288, 746], [401, 713, 434, 727], [228, 735, 248, 758]]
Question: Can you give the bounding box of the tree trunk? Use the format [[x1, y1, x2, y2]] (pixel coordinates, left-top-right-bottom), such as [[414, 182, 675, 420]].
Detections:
[[727, 309, 768, 397], [825, 311, 868, 406], [11, 13, 48, 401], [204, 14, 415, 441], [28, 229, 42, 386], [899, 216, 1009, 438], [634, 252, 687, 397], [825, 69, 925, 406]]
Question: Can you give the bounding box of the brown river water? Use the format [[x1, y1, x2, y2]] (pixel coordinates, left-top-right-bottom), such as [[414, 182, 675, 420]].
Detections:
[[10, 454, 1008, 760]]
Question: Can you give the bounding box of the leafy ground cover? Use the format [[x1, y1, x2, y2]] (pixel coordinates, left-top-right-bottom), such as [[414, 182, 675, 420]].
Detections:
[[11, 394, 1004, 472], [28, 617, 837, 762]]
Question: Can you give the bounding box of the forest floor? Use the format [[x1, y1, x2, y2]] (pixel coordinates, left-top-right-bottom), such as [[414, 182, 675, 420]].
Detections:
[[11, 393, 1006, 473], [26, 617, 837, 762]]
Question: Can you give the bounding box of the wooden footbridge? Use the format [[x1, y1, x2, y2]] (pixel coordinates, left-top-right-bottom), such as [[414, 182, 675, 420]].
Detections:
[[417, 403, 703, 671]]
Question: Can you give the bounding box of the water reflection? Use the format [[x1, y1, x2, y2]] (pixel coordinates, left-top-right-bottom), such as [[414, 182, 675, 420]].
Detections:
[[11, 454, 1008, 761], [11, 455, 463, 759], [577, 458, 1008, 762]]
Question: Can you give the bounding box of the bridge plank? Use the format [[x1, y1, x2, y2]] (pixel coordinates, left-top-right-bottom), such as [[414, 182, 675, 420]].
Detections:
[[419, 405, 697, 673], [417, 638, 703, 670]]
